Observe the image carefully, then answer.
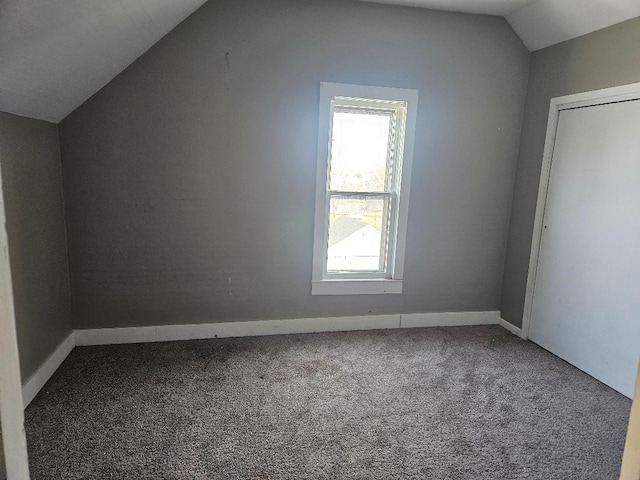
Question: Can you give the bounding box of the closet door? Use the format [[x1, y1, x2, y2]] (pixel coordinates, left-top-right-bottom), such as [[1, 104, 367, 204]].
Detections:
[[529, 99, 640, 398]]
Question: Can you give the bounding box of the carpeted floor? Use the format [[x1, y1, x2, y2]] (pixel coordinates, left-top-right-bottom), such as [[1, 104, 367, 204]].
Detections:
[[25, 325, 631, 479]]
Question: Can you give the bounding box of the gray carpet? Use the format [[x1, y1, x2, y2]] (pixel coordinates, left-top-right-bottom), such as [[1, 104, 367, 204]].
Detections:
[[25, 325, 631, 479]]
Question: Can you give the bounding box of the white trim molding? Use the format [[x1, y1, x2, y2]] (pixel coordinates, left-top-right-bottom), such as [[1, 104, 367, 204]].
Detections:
[[522, 81, 640, 340], [402, 311, 500, 328], [0, 166, 32, 479], [75, 311, 501, 346], [499, 318, 524, 338], [22, 332, 76, 408], [75, 315, 400, 346], [311, 82, 419, 296]]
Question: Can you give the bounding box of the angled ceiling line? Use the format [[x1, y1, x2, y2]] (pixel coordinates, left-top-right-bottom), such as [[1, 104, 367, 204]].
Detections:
[[1, 0, 639, 123]]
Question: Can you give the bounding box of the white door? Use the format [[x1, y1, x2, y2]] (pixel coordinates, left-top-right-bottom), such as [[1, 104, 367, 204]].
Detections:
[[0, 163, 31, 478], [530, 99, 640, 398]]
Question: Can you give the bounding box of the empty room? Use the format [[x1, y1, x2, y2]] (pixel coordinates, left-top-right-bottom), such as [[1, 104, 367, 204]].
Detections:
[[1, 0, 639, 478]]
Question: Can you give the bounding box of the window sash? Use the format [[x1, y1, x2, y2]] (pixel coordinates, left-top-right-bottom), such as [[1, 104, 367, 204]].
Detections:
[[322, 98, 406, 280], [327, 99, 403, 195], [323, 192, 397, 279]]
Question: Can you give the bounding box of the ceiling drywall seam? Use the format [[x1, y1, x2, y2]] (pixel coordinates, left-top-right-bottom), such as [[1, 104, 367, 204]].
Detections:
[[359, 0, 537, 16]]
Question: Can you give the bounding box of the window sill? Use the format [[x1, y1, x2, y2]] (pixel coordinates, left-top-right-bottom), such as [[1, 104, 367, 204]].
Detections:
[[311, 279, 403, 295]]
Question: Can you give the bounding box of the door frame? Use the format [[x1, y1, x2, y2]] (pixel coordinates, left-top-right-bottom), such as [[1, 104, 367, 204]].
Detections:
[[522, 80, 640, 340], [0, 165, 31, 479]]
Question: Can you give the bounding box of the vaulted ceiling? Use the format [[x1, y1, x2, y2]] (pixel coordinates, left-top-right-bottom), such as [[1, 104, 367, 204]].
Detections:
[[0, 0, 208, 123], [363, 0, 640, 50], [1, 0, 639, 123], [362, 0, 537, 15]]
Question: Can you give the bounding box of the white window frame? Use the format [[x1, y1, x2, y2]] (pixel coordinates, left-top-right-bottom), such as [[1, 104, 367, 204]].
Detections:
[[311, 82, 419, 295]]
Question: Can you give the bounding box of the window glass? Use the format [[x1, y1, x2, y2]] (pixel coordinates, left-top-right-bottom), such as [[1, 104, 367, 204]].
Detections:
[[328, 109, 394, 192], [327, 196, 390, 272]]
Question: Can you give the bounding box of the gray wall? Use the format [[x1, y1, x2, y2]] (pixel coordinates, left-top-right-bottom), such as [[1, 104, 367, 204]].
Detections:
[[0, 112, 73, 379], [0, 417, 4, 480], [500, 17, 640, 327], [60, 0, 530, 329]]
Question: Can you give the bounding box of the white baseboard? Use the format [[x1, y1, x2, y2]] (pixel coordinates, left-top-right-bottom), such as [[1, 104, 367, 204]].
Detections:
[[22, 331, 75, 408], [74, 314, 402, 346], [23, 311, 501, 407], [401, 311, 500, 328], [498, 317, 525, 338], [75, 311, 501, 346]]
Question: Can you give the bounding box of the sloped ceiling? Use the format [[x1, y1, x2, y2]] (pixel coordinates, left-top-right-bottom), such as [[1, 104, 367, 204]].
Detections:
[[0, 0, 208, 123], [361, 0, 537, 15], [507, 0, 640, 50], [1, 0, 639, 123], [363, 0, 640, 51]]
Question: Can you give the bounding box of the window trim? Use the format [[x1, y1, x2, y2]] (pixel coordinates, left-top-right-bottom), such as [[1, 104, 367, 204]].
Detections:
[[311, 82, 419, 295]]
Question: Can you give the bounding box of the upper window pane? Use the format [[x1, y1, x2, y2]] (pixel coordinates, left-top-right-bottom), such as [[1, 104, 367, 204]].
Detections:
[[328, 108, 394, 192]]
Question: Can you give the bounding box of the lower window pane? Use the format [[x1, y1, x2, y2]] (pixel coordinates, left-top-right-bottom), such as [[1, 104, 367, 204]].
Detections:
[[327, 196, 389, 272]]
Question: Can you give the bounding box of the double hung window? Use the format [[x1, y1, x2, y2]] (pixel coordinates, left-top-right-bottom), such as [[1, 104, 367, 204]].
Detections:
[[312, 83, 418, 295]]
